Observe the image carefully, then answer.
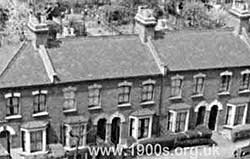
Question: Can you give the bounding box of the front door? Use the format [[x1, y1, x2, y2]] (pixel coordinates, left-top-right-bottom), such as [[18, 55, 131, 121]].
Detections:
[[97, 119, 106, 141], [111, 117, 121, 145], [208, 105, 218, 130], [0, 130, 10, 153], [196, 106, 206, 126]]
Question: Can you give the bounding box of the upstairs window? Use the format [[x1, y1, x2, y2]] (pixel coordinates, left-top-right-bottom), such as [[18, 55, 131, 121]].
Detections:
[[219, 71, 232, 93], [193, 73, 205, 95], [5, 92, 21, 117], [240, 70, 250, 91], [118, 81, 132, 105], [141, 79, 155, 102], [170, 75, 184, 98], [88, 84, 102, 109], [63, 86, 77, 112], [32, 90, 47, 114]]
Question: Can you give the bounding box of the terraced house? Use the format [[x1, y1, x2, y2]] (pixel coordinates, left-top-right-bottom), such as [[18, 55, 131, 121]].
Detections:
[[1, 1, 250, 159]]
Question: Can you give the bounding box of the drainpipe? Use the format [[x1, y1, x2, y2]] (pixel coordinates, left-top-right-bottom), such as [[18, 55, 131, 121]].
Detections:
[[158, 65, 168, 137]]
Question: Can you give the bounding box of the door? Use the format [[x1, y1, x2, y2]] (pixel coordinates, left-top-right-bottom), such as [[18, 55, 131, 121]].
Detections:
[[196, 106, 206, 126], [208, 105, 218, 130], [111, 117, 121, 145], [97, 119, 106, 141], [0, 130, 10, 153]]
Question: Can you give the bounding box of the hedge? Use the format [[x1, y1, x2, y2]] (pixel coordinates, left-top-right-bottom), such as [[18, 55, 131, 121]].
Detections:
[[231, 124, 250, 142], [138, 125, 214, 152]]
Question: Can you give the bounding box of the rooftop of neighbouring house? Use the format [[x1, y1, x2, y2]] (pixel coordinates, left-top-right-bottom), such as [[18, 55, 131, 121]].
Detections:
[[152, 29, 250, 71], [0, 42, 51, 88], [47, 35, 162, 83]]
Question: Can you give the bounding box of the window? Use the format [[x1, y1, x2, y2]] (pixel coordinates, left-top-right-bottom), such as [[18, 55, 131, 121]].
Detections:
[[225, 106, 233, 125], [88, 84, 101, 108], [142, 84, 154, 102], [167, 110, 189, 133], [63, 124, 86, 149], [118, 81, 132, 105], [225, 104, 248, 127], [63, 87, 77, 111], [175, 112, 188, 132], [138, 118, 149, 139], [5, 92, 20, 117], [21, 121, 48, 154], [33, 90, 47, 114], [129, 115, 153, 140], [170, 75, 183, 98], [141, 79, 156, 102], [240, 70, 250, 91], [129, 118, 135, 137], [219, 71, 232, 93], [234, 105, 246, 125], [193, 74, 205, 95], [30, 131, 43, 152]]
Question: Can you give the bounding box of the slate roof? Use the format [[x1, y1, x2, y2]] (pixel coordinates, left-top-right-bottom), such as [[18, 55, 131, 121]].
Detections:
[[130, 108, 155, 117], [0, 43, 21, 76], [21, 120, 48, 129], [0, 42, 51, 88], [64, 115, 89, 124], [47, 35, 161, 82], [152, 30, 250, 71], [228, 97, 250, 104], [169, 103, 192, 110]]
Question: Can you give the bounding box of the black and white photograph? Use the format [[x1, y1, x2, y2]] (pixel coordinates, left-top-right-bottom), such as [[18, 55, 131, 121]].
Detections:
[[1, 0, 250, 158]]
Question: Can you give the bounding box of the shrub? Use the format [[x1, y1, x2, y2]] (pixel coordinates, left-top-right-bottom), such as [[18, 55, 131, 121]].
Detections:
[[231, 124, 250, 142], [195, 125, 213, 138]]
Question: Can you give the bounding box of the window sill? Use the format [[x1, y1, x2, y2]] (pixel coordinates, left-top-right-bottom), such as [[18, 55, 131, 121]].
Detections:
[[118, 103, 131, 108], [223, 125, 234, 130], [88, 105, 102, 110], [218, 91, 230, 96], [64, 146, 87, 151], [238, 89, 250, 94], [5, 115, 22, 120], [32, 112, 49, 117], [191, 94, 203, 98], [169, 96, 182, 100], [20, 150, 48, 156], [63, 109, 77, 113], [140, 101, 155, 106]]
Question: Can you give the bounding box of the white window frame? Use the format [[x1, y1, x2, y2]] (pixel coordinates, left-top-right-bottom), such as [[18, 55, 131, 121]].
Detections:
[[141, 79, 156, 104], [167, 110, 189, 133], [62, 86, 77, 113], [88, 84, 102, 110], [169, 74, 184, 99], [128, 116, 153, 141], [5, 92, 22, 120], [192, 73, 206, 97], [218, 71, 232, 95], [239, 69, 250, 93], [32, 90, 48, 117], [20, 127, 47, 155], [224, 103, 248, 128], [117, 81, 132, 107], [63, 123, 87, 151]]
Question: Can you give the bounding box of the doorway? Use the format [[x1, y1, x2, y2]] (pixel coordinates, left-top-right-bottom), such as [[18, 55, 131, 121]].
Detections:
[[196, 106, 206, 126], [111, 117, 121, 145], [97, 118, 106, 141], [0, 130, 10, 153], [208, 105, 218, 130]]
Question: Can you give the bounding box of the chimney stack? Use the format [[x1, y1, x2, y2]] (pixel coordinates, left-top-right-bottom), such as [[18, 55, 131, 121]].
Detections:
[[229, 0, 250, 35], [135, 6, 157, 43], [27, 13, 49, 49]]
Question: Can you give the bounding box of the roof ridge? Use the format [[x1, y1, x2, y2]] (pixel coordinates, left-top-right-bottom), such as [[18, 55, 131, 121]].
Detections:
[[57, 34, 138, 41], [163, 27, 234, 34], [0, 41, 27, 79]]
